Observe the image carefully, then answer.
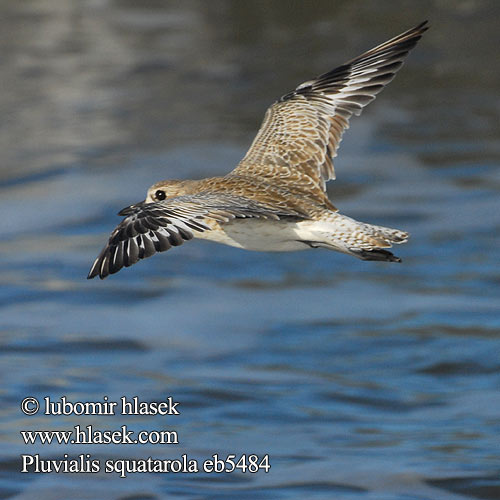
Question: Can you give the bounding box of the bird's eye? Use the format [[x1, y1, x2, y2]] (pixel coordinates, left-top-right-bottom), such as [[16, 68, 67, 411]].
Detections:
[[155, 190, 166, 201]]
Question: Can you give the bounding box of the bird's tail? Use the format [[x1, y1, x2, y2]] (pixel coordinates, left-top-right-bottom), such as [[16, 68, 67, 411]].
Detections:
[[306, 213, 409, 262]]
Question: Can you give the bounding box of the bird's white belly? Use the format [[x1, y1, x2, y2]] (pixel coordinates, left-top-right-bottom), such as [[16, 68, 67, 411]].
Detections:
[[194, 219, 312, 251]]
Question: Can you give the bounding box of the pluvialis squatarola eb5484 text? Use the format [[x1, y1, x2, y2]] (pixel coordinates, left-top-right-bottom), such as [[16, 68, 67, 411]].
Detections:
[[88, 22, 428, 279]]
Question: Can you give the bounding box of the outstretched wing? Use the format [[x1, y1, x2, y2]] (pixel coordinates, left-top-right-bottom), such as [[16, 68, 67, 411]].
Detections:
[[230, 21, 428, 203], [87, 193, 300, 279]]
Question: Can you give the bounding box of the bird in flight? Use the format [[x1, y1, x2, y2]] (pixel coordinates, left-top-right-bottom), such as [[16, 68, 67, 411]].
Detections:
[[88, 22, 428, 280]]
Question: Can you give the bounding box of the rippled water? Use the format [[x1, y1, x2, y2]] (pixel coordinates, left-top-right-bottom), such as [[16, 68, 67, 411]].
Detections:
[[1, 1, 499, 499]]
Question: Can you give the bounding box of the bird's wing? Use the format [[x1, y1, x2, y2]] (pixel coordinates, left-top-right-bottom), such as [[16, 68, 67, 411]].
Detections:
[[87, 192, 302, 279], [230, 22, 428, 203]]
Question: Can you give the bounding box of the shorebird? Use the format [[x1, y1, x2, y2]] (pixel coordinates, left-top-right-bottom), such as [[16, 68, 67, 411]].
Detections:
[[88, 22, 427, 280]]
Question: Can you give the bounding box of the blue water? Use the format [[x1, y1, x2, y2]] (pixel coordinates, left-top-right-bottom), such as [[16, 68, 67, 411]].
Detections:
[[1, 2, 499, 499]]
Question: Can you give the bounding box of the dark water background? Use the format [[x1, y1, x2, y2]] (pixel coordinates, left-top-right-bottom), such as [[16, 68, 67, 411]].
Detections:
[[1, 1, 499, 499]]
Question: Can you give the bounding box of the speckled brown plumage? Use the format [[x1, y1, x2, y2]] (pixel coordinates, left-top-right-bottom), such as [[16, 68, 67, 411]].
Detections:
[[88, 22, 427, 279], [230, 21, 428, 205]]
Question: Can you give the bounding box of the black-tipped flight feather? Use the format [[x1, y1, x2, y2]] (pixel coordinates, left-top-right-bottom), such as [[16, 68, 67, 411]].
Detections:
[[88, 193, 303, 279]]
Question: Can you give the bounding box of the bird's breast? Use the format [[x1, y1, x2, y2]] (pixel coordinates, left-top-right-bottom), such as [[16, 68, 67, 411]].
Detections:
[[193, 218, 308, 252]]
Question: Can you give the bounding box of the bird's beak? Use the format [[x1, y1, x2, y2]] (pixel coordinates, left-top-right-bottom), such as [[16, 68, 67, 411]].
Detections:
[[117, 200, 147, 216]]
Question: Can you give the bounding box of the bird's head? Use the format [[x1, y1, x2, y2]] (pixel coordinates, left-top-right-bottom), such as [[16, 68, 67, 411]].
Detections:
[[116, 180, 196, 216], [145, 179, 193, 203]]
